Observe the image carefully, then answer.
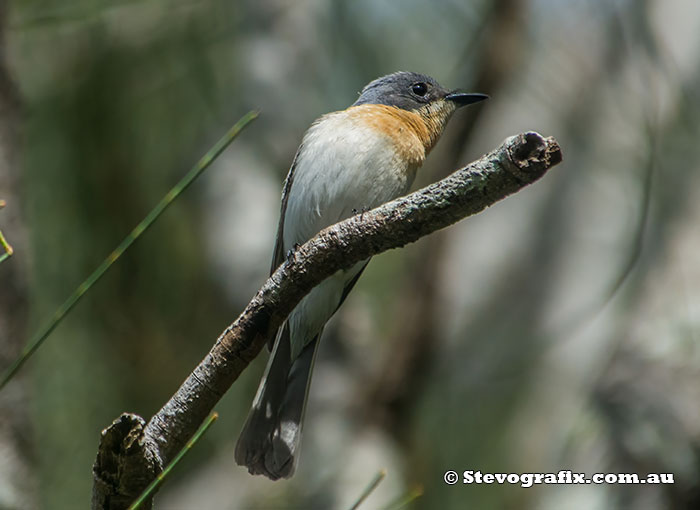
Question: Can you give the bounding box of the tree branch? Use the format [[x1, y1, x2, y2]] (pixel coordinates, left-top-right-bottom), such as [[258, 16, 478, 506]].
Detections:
[[91, 131, 562, 509]]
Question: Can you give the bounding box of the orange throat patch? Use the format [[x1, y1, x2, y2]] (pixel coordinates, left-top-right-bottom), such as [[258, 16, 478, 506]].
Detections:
[[346, 102, 455, 168]]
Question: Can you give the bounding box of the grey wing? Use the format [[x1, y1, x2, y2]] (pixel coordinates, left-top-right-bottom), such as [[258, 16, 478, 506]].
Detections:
[[268, 144, 304, 350], [335, 262, 369, 313], [270, 143, 304, 275]]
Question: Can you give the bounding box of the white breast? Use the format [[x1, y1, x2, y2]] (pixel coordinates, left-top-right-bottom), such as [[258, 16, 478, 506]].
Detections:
[[283, 111, 416, 249], [281, 110, 418, 357]]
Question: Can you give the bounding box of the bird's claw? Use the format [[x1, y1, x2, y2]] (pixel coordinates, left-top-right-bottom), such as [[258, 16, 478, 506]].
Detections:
[[352, 206, 369, 221], [286, 243, 301, 263]]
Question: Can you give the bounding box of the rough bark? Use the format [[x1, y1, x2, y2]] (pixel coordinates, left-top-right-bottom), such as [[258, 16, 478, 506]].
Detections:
[[91, 132, 562, 509]]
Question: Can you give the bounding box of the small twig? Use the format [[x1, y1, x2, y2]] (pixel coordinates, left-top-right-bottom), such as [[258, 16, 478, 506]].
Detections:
[[347, 469, 386, 510], [0, 111, 258, 391], [127, 413, 218, 510]]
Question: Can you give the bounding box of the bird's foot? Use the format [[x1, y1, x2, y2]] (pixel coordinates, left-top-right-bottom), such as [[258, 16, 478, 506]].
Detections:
[[352, 206, 370, 221], [286, 243, 301, 263]]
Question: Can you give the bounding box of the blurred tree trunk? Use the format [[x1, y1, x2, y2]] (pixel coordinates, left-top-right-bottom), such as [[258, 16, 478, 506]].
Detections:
[[0, 2, 38, 509], [365, 0, 526, 438]]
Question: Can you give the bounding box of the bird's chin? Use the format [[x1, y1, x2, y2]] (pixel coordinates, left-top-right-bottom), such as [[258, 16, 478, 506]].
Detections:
[[415, 99, 458, 150]]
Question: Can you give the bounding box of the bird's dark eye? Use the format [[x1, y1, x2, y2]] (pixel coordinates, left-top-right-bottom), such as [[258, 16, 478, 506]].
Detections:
[[411, 82, 428, 97]]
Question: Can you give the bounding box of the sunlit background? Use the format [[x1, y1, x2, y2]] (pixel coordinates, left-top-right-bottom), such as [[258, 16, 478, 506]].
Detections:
[[1, 0, 700, 508]]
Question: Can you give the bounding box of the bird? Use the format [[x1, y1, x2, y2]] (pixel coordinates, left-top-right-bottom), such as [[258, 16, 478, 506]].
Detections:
[[235, 71, 487, 480]]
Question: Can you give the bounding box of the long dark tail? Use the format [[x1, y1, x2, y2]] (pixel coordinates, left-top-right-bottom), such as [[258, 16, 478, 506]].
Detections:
[[234, 323, 320, 480]]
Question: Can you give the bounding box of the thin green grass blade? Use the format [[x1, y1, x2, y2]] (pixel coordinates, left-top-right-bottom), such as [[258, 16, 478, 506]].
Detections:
[[0, 111, 258, 390], [127, 412, 219, 510], [347, 469, 387, 510], [0, 200, 12, 264], [0, 230, 12, 265], [379, 485, 424, 510]]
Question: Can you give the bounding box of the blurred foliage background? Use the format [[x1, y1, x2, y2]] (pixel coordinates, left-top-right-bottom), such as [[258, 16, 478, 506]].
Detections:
[[1, 0, 700, 509]]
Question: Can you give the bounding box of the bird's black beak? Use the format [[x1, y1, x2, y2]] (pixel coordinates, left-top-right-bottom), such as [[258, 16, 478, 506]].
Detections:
[[444, 91, 489, 107]]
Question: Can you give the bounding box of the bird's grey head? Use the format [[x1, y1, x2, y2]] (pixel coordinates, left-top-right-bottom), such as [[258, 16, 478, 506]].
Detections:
[[353, 71, 487, 111]]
